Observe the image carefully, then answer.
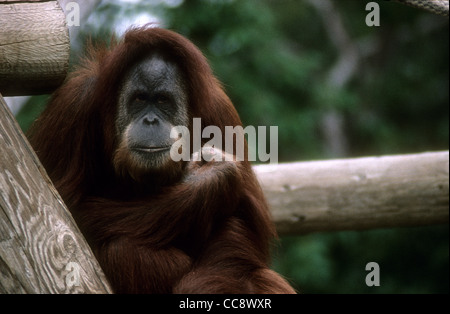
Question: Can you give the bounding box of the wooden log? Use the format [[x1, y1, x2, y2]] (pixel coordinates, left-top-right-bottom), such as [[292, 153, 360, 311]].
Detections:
[[255, 151, 449, 235], [0, 94, 112, 293], [0, 0, 69, 96], [393, 0, 449, 17]]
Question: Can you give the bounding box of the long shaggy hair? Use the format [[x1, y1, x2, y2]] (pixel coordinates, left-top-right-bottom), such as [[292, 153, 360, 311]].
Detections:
[[28, 27, 295, 294]]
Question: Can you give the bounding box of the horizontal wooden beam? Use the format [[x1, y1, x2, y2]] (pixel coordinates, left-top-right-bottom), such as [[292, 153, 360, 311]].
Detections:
[[0, 1, 69, 96], [393, 0, 449, 17], [255, 151, 449, 235]]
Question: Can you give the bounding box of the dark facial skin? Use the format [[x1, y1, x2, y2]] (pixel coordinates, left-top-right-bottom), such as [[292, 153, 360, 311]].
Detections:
[[113, 54, 190, 183]]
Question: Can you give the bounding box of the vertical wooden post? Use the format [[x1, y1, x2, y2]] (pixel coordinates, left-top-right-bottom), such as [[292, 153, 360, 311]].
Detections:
[[0, 94, 112, 293]]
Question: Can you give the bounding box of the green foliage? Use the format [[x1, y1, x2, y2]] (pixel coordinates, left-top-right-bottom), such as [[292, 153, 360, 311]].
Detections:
[[15, 95, 49, 132], [274, 226, 449, 294], [15, 0, 449, 293]]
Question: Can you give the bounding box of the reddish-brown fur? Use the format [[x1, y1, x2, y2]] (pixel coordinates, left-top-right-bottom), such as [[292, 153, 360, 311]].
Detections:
[[28, 27, 295, 294]]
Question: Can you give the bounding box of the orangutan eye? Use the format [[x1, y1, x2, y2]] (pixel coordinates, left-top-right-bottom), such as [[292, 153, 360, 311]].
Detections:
[[133, 92, 149, 103], [154, 94, 171, 105]]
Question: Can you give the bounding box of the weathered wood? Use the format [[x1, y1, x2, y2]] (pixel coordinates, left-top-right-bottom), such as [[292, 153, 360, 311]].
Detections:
[[0, 1, 51, 3], [0, 94, 112, 293], [393, 0, 449, 17], [255, 151, 449, 235], [0, 1, 69, 96]]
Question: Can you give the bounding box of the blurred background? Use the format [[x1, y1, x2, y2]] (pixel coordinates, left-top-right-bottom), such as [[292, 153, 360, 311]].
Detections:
[[7, 0, 448, 293]]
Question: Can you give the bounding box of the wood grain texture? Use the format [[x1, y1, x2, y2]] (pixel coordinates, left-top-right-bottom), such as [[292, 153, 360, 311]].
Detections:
[[255, 151, 449, 235], [0, 1, 51, 3], [0, 94, 112, 294], [0, 1, 69, 96]]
